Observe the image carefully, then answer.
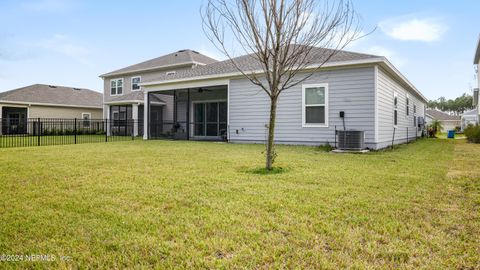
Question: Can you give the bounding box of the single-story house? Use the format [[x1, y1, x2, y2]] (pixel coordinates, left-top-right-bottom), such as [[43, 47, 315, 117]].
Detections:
[[100, 47, 428, 150], [426, 109, 461, 132], [0, 84, 102, 135], [461, 109, 478, 130]]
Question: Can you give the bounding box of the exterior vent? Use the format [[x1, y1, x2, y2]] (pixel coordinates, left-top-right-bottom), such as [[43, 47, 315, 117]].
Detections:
[[337, 130, 365, 150], [166, 71, 176, 76], [473, 88, 479, 106]]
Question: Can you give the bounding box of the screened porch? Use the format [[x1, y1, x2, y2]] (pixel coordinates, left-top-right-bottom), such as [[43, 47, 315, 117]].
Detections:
[[145, 85, 228, 141]]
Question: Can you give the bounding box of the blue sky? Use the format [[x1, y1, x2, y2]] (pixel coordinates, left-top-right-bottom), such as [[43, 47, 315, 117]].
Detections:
[[0, 0, 478, 100]]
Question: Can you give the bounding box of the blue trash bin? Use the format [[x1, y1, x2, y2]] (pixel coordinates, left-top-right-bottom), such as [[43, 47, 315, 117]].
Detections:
[[447, 130, 455, 139]]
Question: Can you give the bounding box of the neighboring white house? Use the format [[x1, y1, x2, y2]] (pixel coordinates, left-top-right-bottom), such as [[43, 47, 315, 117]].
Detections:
[[461, 109, 478, 130], [101, 46, 428, 150]]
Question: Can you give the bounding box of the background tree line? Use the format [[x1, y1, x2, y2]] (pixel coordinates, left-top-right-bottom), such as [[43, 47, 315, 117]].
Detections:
[[427, 93, 474, 115]]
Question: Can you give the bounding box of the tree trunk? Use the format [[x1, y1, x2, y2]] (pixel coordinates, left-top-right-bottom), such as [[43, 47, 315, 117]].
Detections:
[[266, 96, 278, 170]]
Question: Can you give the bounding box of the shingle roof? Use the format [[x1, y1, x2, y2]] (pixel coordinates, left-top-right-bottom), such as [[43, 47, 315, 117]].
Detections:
[[142, 46, 379, 84], [426, 109, 461, 121], [101, 49, 218, 77], [107, 91, 144, 103], [0, 84, 103, 108], [105, 91, 166, 104]]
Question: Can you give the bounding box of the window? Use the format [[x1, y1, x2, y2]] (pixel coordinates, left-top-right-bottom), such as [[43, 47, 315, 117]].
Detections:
[[393, 92, 398, 126], [406, 95, 410, 116], [82, 113, 91, 128], [413, 104, 417, 127], [110, 78, 123, 96], [131, 76, 141, 91], [302, 84, 328, 127]]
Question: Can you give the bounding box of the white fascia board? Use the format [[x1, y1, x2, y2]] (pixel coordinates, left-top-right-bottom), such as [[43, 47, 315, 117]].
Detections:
[[144, 79, 230, 92], [378, 59, 428, 103], [0, 100, 103, 109], [103, 100, 144, 105]]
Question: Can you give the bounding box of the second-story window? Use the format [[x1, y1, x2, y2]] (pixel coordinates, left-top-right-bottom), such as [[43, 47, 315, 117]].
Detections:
[[110, 78, 123, 95], [131, 77, 141, 91]]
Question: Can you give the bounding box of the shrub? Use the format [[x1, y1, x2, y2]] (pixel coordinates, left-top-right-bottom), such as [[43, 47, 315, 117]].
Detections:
[[464, 124, 480, 143], [317, 144, 333, 152]]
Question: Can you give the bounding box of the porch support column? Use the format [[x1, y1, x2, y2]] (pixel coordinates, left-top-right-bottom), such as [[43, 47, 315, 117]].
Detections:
[[105, 105, 111, 136], [0, 105, 2, 135], [132, 103, 139, 137], [143, 92, 149, 140]]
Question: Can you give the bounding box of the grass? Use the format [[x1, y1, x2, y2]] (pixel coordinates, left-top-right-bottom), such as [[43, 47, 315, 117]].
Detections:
[[0, 139, 478, 269], [436, 132, 466, 139]]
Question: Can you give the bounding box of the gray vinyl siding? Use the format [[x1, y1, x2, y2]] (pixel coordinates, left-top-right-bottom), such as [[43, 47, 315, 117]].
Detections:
[[228, 66, 376, 147], [376, 67, 425, 149]]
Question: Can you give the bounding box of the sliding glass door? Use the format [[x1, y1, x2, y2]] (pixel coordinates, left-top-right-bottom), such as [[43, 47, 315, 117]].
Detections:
[[194, 101, 227, 137]]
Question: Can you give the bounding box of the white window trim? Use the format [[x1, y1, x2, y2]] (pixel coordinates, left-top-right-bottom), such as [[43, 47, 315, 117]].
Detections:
[[302, 83, 329, 128], [110, 78, 124, 96], [81, 112, 91, 127], [131, 76, 141, 91], [406, 94, 410, 117], [393, 92, 398, 128]]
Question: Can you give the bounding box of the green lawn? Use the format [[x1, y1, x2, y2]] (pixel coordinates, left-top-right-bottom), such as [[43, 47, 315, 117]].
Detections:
[[0, 139, 478, 269]]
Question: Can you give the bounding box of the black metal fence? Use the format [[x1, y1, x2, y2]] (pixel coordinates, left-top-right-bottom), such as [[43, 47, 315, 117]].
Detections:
[[0, 118, 143, 148]]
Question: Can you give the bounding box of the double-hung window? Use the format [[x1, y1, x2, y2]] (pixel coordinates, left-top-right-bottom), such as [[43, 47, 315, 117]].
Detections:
[[131, 76, 141, 91], [406, 95, 410, 116], [110, 78, 123, 96], [393, 92, 398, 126], [302, 84, 328, 127], [413, 104, 417, 127]]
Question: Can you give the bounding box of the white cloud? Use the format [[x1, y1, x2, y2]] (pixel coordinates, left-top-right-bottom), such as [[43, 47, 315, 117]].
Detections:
[[36, 34, 91, 64], [364, 46, 407, 67], [21, 0, 73, 12], [379, 17, 446, 42]]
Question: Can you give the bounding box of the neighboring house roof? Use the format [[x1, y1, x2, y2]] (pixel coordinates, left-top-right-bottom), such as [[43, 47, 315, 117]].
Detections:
[[426, 109, 461, 121], [141, 45, 428, 103], [474, 34, 480, 64], [100, 49, 218, 77], [0, 84, 103, 108]]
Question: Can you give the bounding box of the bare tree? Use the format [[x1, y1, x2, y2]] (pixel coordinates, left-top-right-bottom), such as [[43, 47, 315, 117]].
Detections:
[[202, 0, 365, 170]]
